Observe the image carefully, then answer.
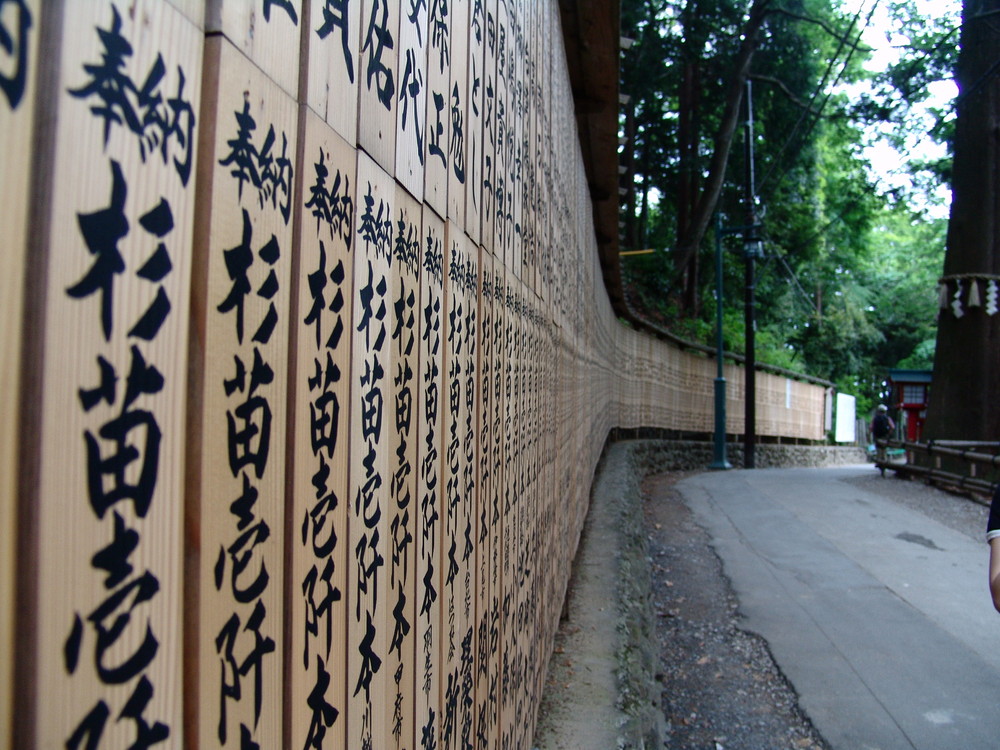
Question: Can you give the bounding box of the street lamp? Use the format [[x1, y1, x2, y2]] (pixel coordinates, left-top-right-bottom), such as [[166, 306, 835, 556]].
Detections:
[[742, 219, 763, 469], [742, 80, 762, 469], [710, 215, 764, 471], [711, 215, 734, 470]]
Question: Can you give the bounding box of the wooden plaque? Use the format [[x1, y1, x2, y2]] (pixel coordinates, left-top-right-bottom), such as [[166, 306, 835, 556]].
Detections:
[[395, 0, 428, 201], [303, 0, 361, 142], [480, 0, 498, 257], [347, 150, 395, 750], [440, 222, 479, 749], [0, 0, 38, 744], [415, 206, 446, 750], [357, 0, 399, 175], [188, 35, 296, 749], [488, 252, 507, 749], [384, 181, 422, 749], [205, 0, 303, 98], [447, 0, 470, 226], [30, 2, 203, 747], [509, 2, 524, 281], [475, 249, 497, 749], [494, 0, 513, 268], [498, 268, 521, 750], [465, 2, 487, 246], [423, 0, 451, 218], [288, 109, 356, 750], [522, 0, 539, 294]]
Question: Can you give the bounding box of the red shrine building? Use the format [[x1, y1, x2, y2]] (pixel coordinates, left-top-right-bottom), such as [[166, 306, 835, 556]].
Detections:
[[887, 369, 932, 442]]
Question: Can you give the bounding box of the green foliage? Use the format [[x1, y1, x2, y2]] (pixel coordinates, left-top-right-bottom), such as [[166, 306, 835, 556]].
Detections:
[[619, 0, 952, 409]]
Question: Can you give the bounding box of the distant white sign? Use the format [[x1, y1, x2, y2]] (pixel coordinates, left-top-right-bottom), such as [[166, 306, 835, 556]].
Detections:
[[835, 393, 857, 443]]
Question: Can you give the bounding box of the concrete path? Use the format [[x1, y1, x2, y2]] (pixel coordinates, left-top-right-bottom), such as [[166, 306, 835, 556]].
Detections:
[[677, 465, 1000, 750]]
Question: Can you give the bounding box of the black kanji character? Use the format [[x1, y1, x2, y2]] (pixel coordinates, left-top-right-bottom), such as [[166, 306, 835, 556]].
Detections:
[[399, 48, 425, 161], [68, 6, 140, 146], [428, 90, 446, 168], [405, 0, 428, 47], [67, 160, 128, 341], [263, 0, 298, 25], [304, 656, 339, 749], [0, 0, 31, 110], [226, 393, 272, 480], [84, 373, 163, 520], [352, 611, 382, 698], [450, 82, 465, 183], [219, 98, 261, 200], [316, 0, 354, 83], [305, 456, 339, 559], [217, 209, 255, 344], [357, 187, 392, 259], [302, 557, 341, 665], [362, 0, 395, 111], [429, 0, 449, 73], [64, 570, 161, 685], [222, 519, 271, 604], [257, 126, 293, 224]]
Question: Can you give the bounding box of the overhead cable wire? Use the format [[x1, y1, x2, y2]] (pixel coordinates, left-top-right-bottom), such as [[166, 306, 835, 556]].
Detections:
[[757, 0, 880, 200]]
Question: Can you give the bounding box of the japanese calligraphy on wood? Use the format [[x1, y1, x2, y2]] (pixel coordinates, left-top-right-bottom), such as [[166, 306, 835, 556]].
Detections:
[[0, 0, 37, 745], [441, 222, 479, 750], [424, 0, 451, 217], [29, 2, 202, 747], [206, 0, 302, 99], [395, 0, 428, 201], [386, 181, 421, 749], [304, 0, 361, 142], [415, 205, 446, 750], [348, 150, 394, 750], [475, 250, 497, 749], [288, 110, 355, 750], [357, 0, 399, 176], [189, 35, 296, 749], [494, 0, 514, 268], [446, 0, 469, 226], [464, 0, 486, 246], [480, 0, 498, 257]]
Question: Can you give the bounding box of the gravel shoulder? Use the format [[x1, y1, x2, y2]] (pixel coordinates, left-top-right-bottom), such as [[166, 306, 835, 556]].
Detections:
[[643, 471, 828, 750]]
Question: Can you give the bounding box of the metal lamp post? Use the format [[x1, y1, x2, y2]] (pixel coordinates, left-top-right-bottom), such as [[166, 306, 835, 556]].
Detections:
[[711, 214, 733, 470], [742, 80, 761, 469]]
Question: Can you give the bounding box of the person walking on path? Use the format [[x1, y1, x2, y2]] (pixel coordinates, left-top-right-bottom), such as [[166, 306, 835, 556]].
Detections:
[[870, 404, 895, 472]]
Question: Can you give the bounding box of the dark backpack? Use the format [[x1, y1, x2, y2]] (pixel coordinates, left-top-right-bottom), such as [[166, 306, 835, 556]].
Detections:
[[872, 413, 891, 439]]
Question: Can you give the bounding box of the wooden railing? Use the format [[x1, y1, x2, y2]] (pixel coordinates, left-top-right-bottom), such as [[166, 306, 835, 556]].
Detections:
[[876, 439, 1000, 500]]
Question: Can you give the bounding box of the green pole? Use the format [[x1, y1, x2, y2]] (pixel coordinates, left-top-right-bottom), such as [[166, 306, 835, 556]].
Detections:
[[711, 213, 731, 469]]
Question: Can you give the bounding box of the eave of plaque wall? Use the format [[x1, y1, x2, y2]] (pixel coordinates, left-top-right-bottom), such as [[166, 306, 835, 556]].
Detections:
[[558, 0, 625, 313]]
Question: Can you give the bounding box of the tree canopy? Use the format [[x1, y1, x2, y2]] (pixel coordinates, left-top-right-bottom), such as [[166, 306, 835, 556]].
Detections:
[[620, 0, 954, 417]]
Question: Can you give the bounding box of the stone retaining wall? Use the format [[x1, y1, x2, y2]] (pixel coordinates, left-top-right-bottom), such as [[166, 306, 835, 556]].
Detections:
[[632, 440, 867, 472]]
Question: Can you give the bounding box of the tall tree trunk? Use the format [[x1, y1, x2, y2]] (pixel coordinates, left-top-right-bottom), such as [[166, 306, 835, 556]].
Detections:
[[672, 0, 771, 279], [677, 0, 706, 314], [924, 0, 1000, 441], [678, 60, 703, 314]]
